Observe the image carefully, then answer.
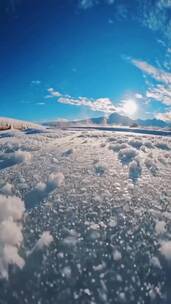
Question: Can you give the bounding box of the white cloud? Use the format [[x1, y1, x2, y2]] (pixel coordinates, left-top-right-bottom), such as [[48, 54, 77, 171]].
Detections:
[[146, 84, 171, 106], [47, 87, 145, 116], [132, 59, 171, 84], [79, 0, 97, 9], [158, 0, 171, 9], [143, 5, 167, 32], [135, 93, 143, 99], [76, 0, 171, 47], [50, 90, 118, 113], [31, 80, 41, 85], [131, 59, 171, 110], [78, 0, 115, 10], [47, 88, 62, 97], [36, 102, 45, 106], [59, 96, 118, 113]]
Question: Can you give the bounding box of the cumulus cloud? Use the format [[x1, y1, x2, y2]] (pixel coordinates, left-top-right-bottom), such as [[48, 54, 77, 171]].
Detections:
[[47, 87, 145, 117], [0, 195, 25, 279], [58, 96, 118, 113], [48, 88, 119, 113]]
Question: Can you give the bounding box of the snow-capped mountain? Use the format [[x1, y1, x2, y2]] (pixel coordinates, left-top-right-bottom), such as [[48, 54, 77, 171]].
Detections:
[[44, 113, 170, 129]]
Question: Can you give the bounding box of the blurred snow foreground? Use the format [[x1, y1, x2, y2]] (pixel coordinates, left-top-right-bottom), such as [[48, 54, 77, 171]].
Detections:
[[0, 195, 25, 279], [0, 127, 171, 303]]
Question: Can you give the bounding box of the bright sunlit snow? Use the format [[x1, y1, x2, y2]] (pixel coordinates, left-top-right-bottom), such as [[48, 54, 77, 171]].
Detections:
[[0, 126, 170, 303]]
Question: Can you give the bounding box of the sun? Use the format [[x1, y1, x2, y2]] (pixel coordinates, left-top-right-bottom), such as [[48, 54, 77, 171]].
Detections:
[[122, 99, 138, 116]]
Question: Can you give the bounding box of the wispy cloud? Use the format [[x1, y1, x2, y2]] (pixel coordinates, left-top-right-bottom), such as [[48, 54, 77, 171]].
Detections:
[[31, 80, 41, 85], [36, 102, 45, 106], [58, 95, 118, 113], [131, 59, 171, 108], [47, 88, 143, 117], [131, 57, 171, 120], [47, 88, 119, 113], [79, 0, 97, 10], [132, 59, 171, 84], [78, 0, 115, 10], [78, 0, 171, 47], [146, 84, 171, 106]]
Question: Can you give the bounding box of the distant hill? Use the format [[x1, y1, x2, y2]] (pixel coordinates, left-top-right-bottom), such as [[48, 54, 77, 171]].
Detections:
[[0, 117, 41, 131], [44, 112, 170, 129]]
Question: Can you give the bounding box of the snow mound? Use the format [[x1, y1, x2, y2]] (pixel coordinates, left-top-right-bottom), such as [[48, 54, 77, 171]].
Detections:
[[0, 195, 25, 279], [14, 151, 32, 163], [145, 158, 158, 176], [31, 231, 54, 252], [160, 241, 171, 262], [129, 159, 142, 182], [47, 172, 65, 190], [118, 147, 138, 164], [25, 172, 65, 208]]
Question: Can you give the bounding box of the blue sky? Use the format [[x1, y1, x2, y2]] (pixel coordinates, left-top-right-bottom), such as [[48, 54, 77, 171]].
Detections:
[[1, 0, 171, 122]]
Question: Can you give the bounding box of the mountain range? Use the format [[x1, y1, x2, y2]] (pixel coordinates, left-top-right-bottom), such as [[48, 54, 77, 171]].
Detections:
[[0, 114, 170, 132], [45, 113, 170, 129]]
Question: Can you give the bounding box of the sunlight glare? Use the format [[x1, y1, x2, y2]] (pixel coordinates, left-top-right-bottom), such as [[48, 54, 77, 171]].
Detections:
[[122, 99, 138, 116]]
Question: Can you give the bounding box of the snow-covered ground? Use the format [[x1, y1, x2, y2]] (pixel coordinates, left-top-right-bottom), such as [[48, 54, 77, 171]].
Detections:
[[0, 128, 171, 303], [0, 117, 41, 130]]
